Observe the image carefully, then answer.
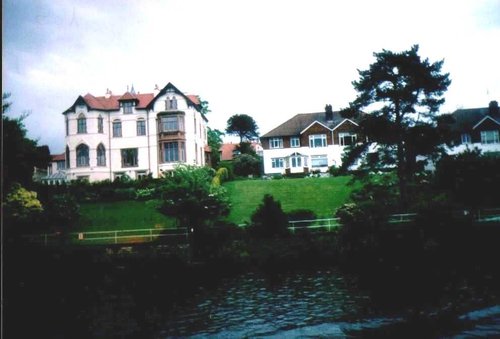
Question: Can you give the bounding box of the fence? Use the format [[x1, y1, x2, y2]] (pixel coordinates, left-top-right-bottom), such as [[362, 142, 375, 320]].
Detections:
[[25, 227, 189, 246], [25, 208, 500, 246]]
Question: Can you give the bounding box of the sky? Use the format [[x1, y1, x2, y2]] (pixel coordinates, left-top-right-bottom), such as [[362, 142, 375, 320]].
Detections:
[[3, 0, 500, 154]]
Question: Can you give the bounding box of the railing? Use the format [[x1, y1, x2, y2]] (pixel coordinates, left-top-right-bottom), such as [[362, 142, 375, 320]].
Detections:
[[25, 227, 189, 246], [25, 209, 500, 246], [288, 218, 341, 233]]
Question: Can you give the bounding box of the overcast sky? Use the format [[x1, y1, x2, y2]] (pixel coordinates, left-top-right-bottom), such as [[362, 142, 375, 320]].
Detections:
[[3, 0, 500, 154]]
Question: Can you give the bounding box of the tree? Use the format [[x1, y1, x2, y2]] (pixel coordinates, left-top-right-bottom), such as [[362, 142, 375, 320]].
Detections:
[[342, 45, 451, 206], [3, 184, 44, 234], [2, 93, 44, 191], [226, 114, 259, 142], [233, 153, 261, 177], [207, 128, 224, 168], [159, 165, 230, 231], [196, 96, 211, 115], [249, 194, 289, 238]]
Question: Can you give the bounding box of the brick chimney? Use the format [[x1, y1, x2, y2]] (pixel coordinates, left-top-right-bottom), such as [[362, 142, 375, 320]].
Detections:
[[325, 104, 333, 121], [489, 100, 499, 117], [104, 88, 112, 99]]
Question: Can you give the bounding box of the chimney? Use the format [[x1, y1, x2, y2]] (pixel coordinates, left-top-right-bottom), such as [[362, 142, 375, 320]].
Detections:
[[325, 104, 333, 121], [153, 84, 160, 97], [105, 88, 112, 99], [489, 100, 499, 117]]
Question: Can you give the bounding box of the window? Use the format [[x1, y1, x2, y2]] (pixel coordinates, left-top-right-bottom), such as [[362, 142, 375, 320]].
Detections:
[[269, 138, 283, 149], [56, 161, 65, 170], [137, 119, 146, 136], [339, 132, 357, 146], [123, 101, 133, 114], [309, 134, 327, 148], [136, 171, 148, 180], [98, 116, 104, 133], [290, 137, 300, 148], [271, 158, 284, 168], [481, 130, 499, 144], [290, 155, 302, 168], [77, 114, 87, 134], [160, 115, 184, 132], [97, 144, 106, 166], [461, 133, 471, 144], [76, 144, 89, 167], [65, 146, 70, 169], [311, 155, 328, 168], [121, 148, 138, 167], [165, 97, 177, 110], [161, 142, 185, 163], [113, 120, 122, 137], [65, 117, 69, 136]]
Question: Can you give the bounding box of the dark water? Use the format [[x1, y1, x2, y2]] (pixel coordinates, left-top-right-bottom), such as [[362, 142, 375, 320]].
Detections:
[[156, 270, 500, 338], [5, 246, 500, 338]]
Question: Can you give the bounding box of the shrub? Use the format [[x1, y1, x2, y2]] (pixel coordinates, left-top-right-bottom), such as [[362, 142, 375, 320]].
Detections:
[[135, 187, 156, 201], [44, 194, 80, 232], [287, 209, 317, 222], [329, 165, 341, 176], [3, 184, 44, 233], [249, 194, 289, 238], [233, 154, 261, 177]]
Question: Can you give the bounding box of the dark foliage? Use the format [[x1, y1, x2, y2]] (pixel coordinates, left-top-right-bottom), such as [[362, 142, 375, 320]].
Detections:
[[226, 114, 259, 142], [249, 194, 289, 238], [233, 154, 262, 177]]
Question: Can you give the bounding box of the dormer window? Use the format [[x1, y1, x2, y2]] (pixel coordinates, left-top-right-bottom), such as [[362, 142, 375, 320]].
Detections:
[[290, 137, 300, 148], [122, 101, 133, 114]]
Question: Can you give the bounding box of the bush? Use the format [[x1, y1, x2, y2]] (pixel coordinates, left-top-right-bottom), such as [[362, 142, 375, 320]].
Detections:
[[287, 209, 317, 222], [44, 194, 80, 232], [218, 161, 235, 180], [249, 194, 289, 238], [3, 184, 44, 233], [329, 165, 341, 176], [233, 154, 261, 177]]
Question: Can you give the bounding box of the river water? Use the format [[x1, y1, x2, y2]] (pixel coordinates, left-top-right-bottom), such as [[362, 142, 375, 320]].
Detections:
[[155, 270, 500, 338]]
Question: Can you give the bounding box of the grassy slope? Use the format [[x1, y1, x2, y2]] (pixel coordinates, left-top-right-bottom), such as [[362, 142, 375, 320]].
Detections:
[[77, 176, 357, 231], [224, 176, 357, 224], [76, 200, 175, 232]]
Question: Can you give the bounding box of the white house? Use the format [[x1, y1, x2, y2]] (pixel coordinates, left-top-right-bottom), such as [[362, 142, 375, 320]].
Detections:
[[446, 100, 500, 156], [62, 82, 208, 182], [260, 106, 360, 175]]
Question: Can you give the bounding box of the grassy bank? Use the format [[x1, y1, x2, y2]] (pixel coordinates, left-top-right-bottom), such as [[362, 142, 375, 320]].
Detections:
[[76, 200, 176, 232], [224, 176, 357, 224], [76, 176, 357, 232]]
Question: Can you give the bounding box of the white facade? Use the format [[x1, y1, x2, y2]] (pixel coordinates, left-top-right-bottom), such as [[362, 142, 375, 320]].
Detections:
[[262, 144, 345, 175], [63, 83, 208, 182]]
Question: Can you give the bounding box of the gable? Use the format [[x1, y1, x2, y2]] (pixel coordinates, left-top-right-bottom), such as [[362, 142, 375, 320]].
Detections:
[[300, 121, 331, 134], [332, 119, 359, 131], [472, 115, 500, 130]]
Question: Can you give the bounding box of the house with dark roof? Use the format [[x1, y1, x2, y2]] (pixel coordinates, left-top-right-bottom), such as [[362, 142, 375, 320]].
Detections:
[[62, 82, 209, 182], [447, 100, 500, 155], [260, 105, 360, 175]]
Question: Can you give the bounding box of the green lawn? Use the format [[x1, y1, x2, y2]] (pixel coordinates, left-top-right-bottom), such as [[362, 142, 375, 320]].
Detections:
[[76, 200, 176, 232], [224, 176, 357, 224], [76, 176, 357, 232]]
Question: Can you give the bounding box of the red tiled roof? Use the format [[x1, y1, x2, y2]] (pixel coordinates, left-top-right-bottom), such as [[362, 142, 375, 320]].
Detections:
[[220, 142, 261, 160], [187, 95, 200, 105], [118, 92, 138, 101], [221, 143, 238, 161], [51, 153, 65, 161], [82, 93, 155, 110]]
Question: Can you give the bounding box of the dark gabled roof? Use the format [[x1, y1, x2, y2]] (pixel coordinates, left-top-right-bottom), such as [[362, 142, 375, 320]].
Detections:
[[450, 104, 500, 131], [261, 111, 350, 138]]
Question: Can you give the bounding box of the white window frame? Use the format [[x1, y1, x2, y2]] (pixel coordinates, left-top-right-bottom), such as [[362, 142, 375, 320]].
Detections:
[[339, 132, 357, 146], [309, 134, 327, 148], [290, 137, 300, 148], [271, 158, 284, 168], [269, 138, 283, 149], [480, 130, 499, 144], [311, 155, 328, 168], [290, 155, 302, 168]]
